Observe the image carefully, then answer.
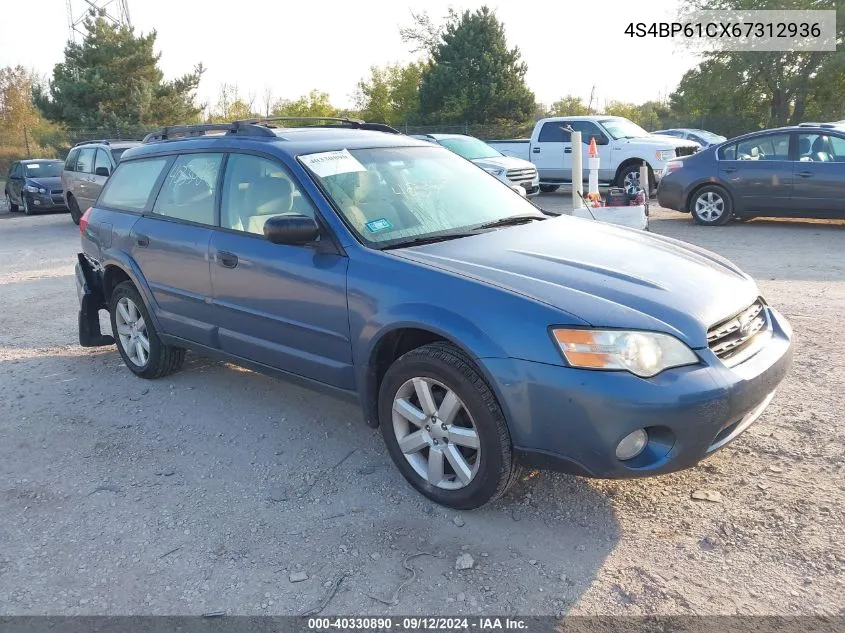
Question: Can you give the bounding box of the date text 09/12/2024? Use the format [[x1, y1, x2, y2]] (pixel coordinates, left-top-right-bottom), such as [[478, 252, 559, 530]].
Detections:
[[307, 617, 529, 630]]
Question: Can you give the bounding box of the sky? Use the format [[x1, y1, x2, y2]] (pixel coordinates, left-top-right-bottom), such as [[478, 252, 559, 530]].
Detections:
[[0, 0, 701, 113]]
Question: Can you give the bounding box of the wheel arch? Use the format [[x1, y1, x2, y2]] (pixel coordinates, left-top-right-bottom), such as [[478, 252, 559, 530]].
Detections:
[[99, 257, 164, 334], [614, 157, 653, 185], [686, 180, 735, 214]]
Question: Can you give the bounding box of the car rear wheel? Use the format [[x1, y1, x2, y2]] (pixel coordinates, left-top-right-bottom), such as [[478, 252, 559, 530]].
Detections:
[[5, 192, 19, 212], [109, 281, 186, 379], [539, 184, 560, 193], [691, 186, 732, 226], [68, 196, 82, 225], [378, 342, 521, 509]]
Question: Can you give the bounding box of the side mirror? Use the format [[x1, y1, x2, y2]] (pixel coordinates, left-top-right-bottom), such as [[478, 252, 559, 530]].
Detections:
[[263, 214, 320, 245], [95, 166, 110, 177]]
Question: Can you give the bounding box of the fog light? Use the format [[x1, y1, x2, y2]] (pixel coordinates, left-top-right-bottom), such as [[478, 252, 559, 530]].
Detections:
[[616, 429, 648, 461]]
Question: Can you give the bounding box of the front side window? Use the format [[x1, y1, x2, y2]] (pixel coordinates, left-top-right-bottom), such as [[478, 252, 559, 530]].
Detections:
[[152, 153, 223, 225], [300, 145, 544, 248], [99, 158, 169, 212], [797, 133, 845, 162], [94, 150, 111, 175], [569, 121, 603, 144], [438, 137, 502, 160], [221, 153, 316, 236]]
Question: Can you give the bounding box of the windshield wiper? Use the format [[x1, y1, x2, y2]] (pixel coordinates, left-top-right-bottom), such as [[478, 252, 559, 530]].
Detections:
[[381, 231, 474, 250], [475, 214, 546, 231]]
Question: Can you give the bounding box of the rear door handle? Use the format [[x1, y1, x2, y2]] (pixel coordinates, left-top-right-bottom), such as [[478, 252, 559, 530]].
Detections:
[[216, 251, 239, 269], [532, 147, 541, 154], [796, 171, 814, 178], [135, 235, 149, 247], [722, 168, 737, 174]]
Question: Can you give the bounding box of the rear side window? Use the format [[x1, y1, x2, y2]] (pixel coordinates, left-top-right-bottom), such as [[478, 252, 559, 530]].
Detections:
[[538, 122, 570, 143], [76, 148, 96, 173], [152, 153, 224, 225], [65, 148, 79, 172], [98, 158, 169, 212], [721, 133, 790, 161]]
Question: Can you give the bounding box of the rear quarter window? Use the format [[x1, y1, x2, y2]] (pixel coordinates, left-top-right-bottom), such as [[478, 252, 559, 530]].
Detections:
[[98, 158, 169, 212]]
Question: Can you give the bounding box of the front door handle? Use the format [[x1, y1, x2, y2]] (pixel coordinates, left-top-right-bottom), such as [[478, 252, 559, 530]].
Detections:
[[796, 171, 814, 178], [216, 251, 239, 269], [135, 235, 149, 247], [564, 147, 572, 154], [532, 147, 541, 154]]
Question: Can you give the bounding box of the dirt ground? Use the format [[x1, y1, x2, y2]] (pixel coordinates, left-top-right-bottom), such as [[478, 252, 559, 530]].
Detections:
[[0, 194, 843, 617]]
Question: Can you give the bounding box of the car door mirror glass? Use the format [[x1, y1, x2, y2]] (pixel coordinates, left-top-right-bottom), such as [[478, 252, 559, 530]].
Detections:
[[95, 167, 110, 177], [263, 214, 320, 245]]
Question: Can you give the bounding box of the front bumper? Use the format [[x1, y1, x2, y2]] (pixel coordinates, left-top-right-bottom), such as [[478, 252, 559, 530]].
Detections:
[[23, 191, 68, 210], [485, 307, 793, 478]]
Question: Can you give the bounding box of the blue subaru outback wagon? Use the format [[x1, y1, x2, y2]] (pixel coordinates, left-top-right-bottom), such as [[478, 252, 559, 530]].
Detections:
[[75, 117, 794, 509]]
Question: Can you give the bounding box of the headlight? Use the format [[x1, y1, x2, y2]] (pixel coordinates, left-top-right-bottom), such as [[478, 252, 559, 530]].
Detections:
[[655, 150, 676, 161], [25, 185, 46, 194], [551, 328, 698, 378]]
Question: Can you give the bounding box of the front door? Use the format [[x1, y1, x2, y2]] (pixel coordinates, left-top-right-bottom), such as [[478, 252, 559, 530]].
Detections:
[[128, 153, 223, 347], [566, 120, 613, 184], [718, 132, 794, 214], [74, 147, 97, 210], [208, 152, 353, 389], [792, 132, 845, 217]]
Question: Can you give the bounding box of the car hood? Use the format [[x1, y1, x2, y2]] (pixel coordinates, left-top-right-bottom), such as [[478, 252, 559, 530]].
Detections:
[[27, 176, 62, 189], [471, 156, 536, 172], [390, 216, 760, 348]]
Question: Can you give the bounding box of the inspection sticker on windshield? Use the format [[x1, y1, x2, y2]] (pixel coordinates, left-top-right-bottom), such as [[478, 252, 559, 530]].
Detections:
[[365, 218, 392, 233], [300, 149, 366, 177]]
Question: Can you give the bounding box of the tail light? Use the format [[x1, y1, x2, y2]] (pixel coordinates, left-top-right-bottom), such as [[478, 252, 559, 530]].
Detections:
[[662, 161, 683, 177], [79, 207, 92, 234]]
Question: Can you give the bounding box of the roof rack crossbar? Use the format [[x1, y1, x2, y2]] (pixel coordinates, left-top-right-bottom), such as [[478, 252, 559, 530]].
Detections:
[[142, 122, 277, 144]]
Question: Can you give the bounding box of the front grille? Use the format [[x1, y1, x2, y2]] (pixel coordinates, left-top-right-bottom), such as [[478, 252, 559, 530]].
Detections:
[[707, 299, 768, 362], [506, 167, 537, 182], [675, 146, 698, 157]]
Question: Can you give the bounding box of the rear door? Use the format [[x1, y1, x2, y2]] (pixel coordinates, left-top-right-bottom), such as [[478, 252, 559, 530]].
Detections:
[[208, 152, 353, 389], [717, 132, 793, 214], [125, 152, 223, 347], [532, 121, 569, 181], [792, 132, 845, 217]]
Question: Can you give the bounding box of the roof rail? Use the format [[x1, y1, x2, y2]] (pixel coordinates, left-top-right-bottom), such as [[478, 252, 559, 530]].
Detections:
[[73, 139, 112, 147], [235, 116, 400, 134], [142, 122, 278, 143]]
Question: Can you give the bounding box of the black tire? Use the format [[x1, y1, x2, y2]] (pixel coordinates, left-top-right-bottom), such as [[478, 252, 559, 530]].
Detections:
[[690, 185, 733, 226], [615, 163, 654, 194], [109, 281, 185, 379], [5, 191, 19, 212], [21, 194, 32, 216], [68, 195, 82, 225], [378, 342, 521, 510], [539, 184, 559, 193]]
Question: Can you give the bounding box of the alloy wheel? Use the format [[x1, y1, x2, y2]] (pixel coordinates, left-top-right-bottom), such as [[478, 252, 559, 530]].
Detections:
[[623, 170, 640, 193], [115, 297, 150, 367], [391, 377, 481, 490], [695, 191, 725, 222]]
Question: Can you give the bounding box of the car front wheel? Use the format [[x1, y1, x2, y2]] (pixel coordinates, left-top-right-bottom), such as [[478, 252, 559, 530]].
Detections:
[[691, 186, 732, 226], [378, 342, 521, 509], [109, 281, 185, 379], [21, 195, 32, 215], [539, 184, 559, 193]]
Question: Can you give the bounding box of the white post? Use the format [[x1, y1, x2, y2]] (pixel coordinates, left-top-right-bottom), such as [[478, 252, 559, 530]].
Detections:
[[571, 130, 583, 212], [639, 162, 649, 196], [588, 145, 600, 197]]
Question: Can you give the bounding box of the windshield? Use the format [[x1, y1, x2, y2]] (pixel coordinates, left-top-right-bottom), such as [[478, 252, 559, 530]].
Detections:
[[300, 145, 543, 248], [24, 162, 63, 178], [437, 136, 502, 160], [600, 118, 650, 140]]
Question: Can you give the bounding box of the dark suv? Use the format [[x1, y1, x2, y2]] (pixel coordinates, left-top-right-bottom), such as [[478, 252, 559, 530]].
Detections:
[[75, 117, 793, 509], [62, 139, 140, 224]]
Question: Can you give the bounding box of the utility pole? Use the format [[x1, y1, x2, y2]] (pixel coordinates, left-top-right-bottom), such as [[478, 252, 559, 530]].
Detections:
[[66, 0, 132, 42], [24, 128, 30, 156]]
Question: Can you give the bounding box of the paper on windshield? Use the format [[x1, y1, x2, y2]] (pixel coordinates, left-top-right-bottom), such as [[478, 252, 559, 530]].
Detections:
[[300, 149, 366, 178]]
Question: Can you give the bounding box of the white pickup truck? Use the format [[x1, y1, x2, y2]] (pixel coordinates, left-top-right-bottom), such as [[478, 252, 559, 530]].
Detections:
[[487, 115, 699, 193]]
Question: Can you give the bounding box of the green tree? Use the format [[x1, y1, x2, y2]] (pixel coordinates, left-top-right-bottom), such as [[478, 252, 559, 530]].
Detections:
[[34, 13, 204, 131], [206, 83, 259, 122], [416, 6, 536, 124], [548, 95, 590, 117], [271, 90, 340, 119], [674, 0, 845, 129], [355, 62, 424, 125]]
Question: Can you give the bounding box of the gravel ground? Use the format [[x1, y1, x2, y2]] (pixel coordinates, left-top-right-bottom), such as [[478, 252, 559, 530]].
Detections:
[[0, 195, 843, 617]]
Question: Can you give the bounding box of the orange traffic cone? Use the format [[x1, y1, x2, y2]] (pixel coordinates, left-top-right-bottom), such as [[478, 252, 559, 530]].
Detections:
[[588, 137, 598, 158]]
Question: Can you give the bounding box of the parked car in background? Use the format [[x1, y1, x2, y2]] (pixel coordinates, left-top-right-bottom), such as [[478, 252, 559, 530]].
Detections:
[[62, 139, 141, 224], [658, 124, 845, 225], [487, 116, 699, 194], [411, 133, 540, 197], [652, 128, 727, 148], [75, 117, 792, 509], [4, 159, 68, 215]]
